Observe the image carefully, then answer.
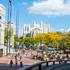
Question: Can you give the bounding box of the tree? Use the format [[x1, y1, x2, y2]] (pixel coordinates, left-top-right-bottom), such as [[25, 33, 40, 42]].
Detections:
[[35, 33, 46, 46], [14, 35, 19, 46], [44, 32, 62, 48], [23, 37, 38, 48], [4, 27, 8, 45], [63, 32, 70, 50], [4, 26, 13, 46]]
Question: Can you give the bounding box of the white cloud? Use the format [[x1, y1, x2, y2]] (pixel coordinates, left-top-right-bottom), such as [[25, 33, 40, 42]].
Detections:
[[28, 0, 70, 16]]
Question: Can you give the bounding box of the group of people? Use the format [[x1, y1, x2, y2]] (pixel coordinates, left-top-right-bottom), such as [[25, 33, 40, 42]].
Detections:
[[10, 52, 23, 67]]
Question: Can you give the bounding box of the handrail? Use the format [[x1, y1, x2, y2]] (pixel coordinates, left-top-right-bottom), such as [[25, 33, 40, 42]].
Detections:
[[17, 61, 45, 70], [50, 63, 70, 70], [17, 59, 70, 70]]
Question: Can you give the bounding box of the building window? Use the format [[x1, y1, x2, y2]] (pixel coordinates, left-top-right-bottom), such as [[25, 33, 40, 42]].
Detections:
[[27, 27, 29, 31], [25, 26, 29, 32], [0, 16, 2, 19]]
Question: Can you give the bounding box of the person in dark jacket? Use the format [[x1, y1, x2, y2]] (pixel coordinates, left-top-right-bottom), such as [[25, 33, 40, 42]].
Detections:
[[20, 61, 23, 67], [10, 60, 13, 66]]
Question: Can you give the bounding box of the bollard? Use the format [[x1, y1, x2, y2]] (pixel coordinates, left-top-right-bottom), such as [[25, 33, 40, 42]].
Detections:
[[39, 64, 41, 70], [29, 68, 32, 70], [59, 61, 61, 64], [64, 60, 67, 63], [53, 61, 55, 65], [46, 62, 48, 67]]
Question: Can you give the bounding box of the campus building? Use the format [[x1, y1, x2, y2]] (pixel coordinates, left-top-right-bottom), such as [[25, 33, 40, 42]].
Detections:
[[23, 21, 50, 37], [0, 4, 6, 55], [0, 4, 14, 55]]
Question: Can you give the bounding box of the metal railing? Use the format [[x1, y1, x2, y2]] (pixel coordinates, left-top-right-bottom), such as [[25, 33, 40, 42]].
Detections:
[[17, 58, 70, 70]]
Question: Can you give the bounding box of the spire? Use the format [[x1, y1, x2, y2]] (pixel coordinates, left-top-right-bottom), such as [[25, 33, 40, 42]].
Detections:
[[41, 20, 43, 26], [34, 20, 36, 27]]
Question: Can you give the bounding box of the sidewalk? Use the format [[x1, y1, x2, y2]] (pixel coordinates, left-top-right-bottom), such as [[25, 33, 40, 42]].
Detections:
[[0, 54, 40, 64]]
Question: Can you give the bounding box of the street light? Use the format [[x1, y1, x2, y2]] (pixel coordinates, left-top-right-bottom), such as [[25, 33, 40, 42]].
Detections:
[[7, 0, 12, 55], [15, 3, 19, 50]]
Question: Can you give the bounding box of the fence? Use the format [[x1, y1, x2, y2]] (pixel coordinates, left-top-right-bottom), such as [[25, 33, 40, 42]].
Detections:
[[17, 58, 70, 70]]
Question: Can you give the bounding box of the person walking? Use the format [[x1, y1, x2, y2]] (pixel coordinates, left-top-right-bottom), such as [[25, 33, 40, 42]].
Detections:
[[10, 60, 13, 66], [20, 61, 23, 67], [15, 54, 18, 66], [20, 56, 22, 61]]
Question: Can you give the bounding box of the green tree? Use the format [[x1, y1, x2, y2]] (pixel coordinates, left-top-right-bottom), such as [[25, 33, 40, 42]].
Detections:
[[4, 27, 13, 46], [14, 35, 19, 46], [23, 37, 38, 48]]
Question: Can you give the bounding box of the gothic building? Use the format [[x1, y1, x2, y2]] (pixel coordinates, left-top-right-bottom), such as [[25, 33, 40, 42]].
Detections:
[[23, 21, 50, 37]]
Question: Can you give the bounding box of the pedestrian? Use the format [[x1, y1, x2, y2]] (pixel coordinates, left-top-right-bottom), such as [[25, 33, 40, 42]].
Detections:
[[11, 54, 13, 58], [15, 54, 18, 66], [10, 60, 13, 66], [23, 49, 25, 55], [18, 53, 20, 56], [20, 56, 22, 60], [20, 61, 23, 67], [15, 54, 17, 59], [16, 61, 18, 66]]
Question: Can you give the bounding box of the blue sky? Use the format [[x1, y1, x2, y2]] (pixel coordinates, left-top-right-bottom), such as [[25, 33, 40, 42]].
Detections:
[[0, 0, 70, 36]]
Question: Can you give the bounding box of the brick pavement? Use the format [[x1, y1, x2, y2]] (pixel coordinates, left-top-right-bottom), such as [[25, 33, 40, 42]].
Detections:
[[0, 56, 10, 64], [0, 52, 40, 70]]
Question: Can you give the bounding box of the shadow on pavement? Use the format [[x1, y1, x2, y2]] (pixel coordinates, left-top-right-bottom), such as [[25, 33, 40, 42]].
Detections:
[[0, 63, 29, 70]]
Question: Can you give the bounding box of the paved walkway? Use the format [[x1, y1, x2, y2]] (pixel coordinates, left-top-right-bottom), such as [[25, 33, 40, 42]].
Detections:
[[0, 50, 70, 70], [0, 50, 40, 70]]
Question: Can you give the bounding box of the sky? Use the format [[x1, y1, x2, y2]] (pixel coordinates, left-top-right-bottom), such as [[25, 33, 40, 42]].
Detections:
[[0, 0, 70, 36]]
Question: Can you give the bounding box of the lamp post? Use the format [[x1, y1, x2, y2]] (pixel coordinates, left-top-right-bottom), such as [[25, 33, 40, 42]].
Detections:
[[7, 0, 12, 55], [15, 3, 19, 50]]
